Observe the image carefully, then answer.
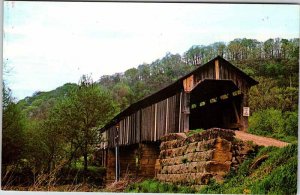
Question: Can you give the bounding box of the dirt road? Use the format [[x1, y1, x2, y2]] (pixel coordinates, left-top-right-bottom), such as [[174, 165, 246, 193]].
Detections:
[[235, 131, 289, 148]]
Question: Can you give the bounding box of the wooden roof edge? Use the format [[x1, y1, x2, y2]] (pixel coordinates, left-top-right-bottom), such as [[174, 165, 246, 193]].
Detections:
[[99, 56, 258, 132]]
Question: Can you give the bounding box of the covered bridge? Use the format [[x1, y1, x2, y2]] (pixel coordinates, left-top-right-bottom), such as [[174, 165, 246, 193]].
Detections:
[[99, 56, 258, 182]]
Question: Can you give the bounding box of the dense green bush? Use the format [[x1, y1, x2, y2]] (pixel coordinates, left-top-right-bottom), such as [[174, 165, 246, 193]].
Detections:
[[284, 111, 298, 137], [249, 108, 298, 142], [249, 108, 284, 136]]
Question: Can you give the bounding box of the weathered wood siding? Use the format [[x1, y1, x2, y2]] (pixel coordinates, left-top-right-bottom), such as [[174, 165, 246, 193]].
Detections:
[[107, 93, 186, 148]]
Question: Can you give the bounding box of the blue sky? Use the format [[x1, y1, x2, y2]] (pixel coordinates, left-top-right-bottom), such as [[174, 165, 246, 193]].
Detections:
[[3, 2, 299, 100]]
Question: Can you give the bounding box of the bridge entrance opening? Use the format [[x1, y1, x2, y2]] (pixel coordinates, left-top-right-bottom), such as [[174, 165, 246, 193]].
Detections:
[[189, 79, 243, 130]]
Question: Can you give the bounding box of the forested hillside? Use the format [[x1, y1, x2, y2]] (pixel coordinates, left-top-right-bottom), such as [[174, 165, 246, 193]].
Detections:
[[2, 37, 298, 190], [97, 38, 298, 112]]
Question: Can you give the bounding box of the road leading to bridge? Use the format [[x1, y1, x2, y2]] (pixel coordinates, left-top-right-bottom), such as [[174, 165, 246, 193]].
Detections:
[[235, 131, 289, 148]]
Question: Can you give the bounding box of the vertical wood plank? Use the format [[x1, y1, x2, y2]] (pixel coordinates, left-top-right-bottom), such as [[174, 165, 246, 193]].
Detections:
[[154, 103, 157, 141], [165, 98, 169, 134], [128, 116, 130, 145], [139, 109, 142, 142], [179, 92, 182, 132], [183, 92, 190, 132]]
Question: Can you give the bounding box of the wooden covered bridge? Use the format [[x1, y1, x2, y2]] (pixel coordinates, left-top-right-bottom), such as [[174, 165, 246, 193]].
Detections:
[[99, 56, 258, 182]]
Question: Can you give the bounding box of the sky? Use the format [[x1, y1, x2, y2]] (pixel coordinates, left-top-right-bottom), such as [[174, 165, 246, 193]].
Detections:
[[3, 2, 299, 100]]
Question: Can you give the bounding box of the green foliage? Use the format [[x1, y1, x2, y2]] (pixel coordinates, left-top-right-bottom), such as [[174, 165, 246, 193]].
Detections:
[[248, 144, 297, 194], [284, 111, 298, 137], [200, 179, 222, 194], [249, 77, 298, 113], [111, 82, 134, 110], [241, 67, 255, 76], [249, 108, 298, 142], [262, 61, 284, 77], [248, 78, 298, 141], [249, 108, 284, 136], [17, 83, 78, 120], [186, 128, 205, 137], [200, 144, 298, 194], [2, 83, 25, 165], [46, 75, 118, 174], [251, 156, 297, 194], [7, 76, 118, 176], [126, 179, 196, 193]]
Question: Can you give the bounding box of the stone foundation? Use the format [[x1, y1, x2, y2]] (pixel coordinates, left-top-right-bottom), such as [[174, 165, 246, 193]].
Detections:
[[105, 142, 160, 183], [156, 128, 248, 186]]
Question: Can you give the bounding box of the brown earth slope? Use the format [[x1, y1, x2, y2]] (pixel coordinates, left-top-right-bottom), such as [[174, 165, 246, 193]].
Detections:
[[235, 131, 289, 148]]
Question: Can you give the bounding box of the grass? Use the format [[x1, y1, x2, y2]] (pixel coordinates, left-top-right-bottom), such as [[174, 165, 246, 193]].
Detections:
[[271, 134, 298, 144], [70, 159, 106, 174], [186, 128, 205, 137], [71, 162, 106, 173], [200, 143, 297, 194], [125, 179, 196, 193]]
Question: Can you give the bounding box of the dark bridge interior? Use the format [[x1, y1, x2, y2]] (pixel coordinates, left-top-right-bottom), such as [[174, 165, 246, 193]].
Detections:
[[189, 79, 243, 130]]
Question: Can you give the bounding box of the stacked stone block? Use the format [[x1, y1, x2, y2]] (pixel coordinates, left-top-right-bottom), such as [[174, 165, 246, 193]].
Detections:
[[156, 128, 235, 186]]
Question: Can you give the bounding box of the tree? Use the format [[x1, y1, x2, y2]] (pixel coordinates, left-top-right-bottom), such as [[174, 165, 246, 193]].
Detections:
[[184, 45, 203, 65], [249, 77, 298, 113], [212, 42, 226, 57], [263, 38, 275, 59], [227, 39, 243, 61], [2, 82, 25, 165], [124, 68, 139, 86], [111, 82, 133, 110], [22, 120, 60, 172], [48, 75, 118, 178]]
